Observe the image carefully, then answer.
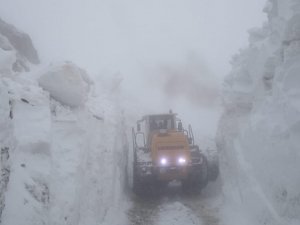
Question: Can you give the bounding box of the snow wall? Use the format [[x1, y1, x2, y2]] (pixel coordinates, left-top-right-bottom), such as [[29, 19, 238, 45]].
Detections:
[[0, 18, 129, 225], [216, 0, 300, 225]]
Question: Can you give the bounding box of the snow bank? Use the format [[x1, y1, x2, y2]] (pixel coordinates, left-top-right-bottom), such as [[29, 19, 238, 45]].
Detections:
[[0, 81, 14, 222], [0, 17, 128, 224], [0, 51, 130, 225], [1, 69, 129, 225], [38, 62, 92, 107], [49, 97, 129, 225], [1, 77, 52, 225], [0, 81, 11, 140], [0, 18, 40, 223], [217, 1, 300, 225]]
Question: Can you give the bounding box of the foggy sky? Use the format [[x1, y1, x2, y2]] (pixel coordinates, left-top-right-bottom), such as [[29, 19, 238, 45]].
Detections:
[[0, 0, 266, 77], [0, 0, 266, 136]]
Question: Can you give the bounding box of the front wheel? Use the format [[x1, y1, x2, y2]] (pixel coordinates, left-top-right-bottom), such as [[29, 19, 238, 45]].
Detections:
[[207, 158, 219, 181], [182, 155, 208, 192]]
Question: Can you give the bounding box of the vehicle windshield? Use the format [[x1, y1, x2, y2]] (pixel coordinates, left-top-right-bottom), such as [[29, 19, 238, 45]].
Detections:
[[149, 115, 175, 131]]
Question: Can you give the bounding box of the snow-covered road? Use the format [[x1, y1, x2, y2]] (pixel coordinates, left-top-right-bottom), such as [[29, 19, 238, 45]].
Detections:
[[128, 181, 222, 225], [2, 1, 300, 223]]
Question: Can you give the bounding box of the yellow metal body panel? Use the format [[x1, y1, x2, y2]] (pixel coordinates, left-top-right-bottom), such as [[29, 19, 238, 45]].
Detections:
[[150, 130, 191, 181]]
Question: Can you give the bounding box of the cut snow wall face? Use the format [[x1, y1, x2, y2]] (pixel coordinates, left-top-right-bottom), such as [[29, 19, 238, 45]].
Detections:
[[1, 79, 52, 225], [0, 81, 14, 223], [1, 64, 128, 225], [0, 16, 127, 225], [0, 17, 42, 224], [217, 0, 300, 224], [48, 89, 128, 225]]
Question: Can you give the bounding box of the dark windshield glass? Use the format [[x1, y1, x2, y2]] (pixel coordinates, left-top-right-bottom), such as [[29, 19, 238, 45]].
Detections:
[[149, 115, 174, 131]]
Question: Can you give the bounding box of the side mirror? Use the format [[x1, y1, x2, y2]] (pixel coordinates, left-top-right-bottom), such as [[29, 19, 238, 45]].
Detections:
[[178, 121, 183, 131], [137, 123, 141, 132], [136, 133, 145, 148]]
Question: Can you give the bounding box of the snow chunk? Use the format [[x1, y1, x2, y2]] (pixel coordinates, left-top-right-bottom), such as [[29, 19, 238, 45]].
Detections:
[[136, 148, 151, 163], [38, 62, 92, 107]]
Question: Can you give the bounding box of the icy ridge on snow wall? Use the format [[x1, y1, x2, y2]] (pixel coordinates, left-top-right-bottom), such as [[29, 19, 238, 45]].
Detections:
[[217, 0, 300, 225], [0, 18, 128, 225]]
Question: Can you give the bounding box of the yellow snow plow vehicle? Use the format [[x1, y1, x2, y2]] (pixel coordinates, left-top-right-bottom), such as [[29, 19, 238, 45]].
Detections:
[[132, 112, 215, 193]]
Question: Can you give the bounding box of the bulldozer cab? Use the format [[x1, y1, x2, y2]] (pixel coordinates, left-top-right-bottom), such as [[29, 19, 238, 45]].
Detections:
[[135, 113, 186, 147], [134, 113, 194, 148], [148, 114, 176, 131]]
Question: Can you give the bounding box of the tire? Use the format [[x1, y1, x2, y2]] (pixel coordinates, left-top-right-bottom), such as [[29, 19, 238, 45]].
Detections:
[[197, 155, 208, 189], [132, 165, 158, 196], [182, 154, 208, 193], [132, 167, 142, 194], [132, 164, 149, 195]]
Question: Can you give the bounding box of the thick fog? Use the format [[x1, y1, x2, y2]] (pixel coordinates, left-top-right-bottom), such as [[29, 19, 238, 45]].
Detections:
[[0, 0, 266, 135], [0, 0, 266, 75], [3, 1, 300, 225]]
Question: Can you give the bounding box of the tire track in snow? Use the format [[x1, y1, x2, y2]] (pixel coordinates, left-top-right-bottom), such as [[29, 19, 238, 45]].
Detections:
[[128, 181, 221, 225], [128, 195, 160, 225]]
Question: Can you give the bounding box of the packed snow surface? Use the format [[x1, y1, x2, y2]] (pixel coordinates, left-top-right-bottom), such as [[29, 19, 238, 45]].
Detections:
[[157, 202, 202, 225]]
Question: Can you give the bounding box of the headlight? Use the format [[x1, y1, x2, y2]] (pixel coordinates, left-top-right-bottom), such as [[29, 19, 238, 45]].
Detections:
[[178, 157, 186, 165], [160, 158, 168, 166]]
